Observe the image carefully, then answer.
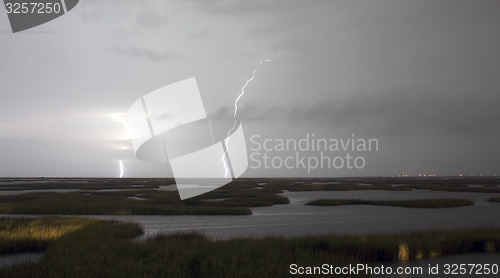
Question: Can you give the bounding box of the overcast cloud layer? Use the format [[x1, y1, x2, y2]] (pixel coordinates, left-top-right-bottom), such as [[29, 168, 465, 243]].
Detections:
[[0, 0, 498, 177]]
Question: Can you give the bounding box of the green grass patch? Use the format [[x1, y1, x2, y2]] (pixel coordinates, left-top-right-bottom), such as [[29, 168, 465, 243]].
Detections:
[[1, 222, 499, 278], [0, 182, 290, 215], [187, 181, 289, 207], [306, 198, 473, 208], [0, 217, 102, 254], [0, 190, 253, 215]]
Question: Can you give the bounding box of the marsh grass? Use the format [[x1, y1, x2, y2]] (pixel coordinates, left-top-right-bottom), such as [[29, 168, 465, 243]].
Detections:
[[1, 221, 499, 278], [0, 217, 100, 254], [306, 198, 473, 208], [187, 186, 289, 208], [0, 190, 255, 215], [0, 182, 293, 215]]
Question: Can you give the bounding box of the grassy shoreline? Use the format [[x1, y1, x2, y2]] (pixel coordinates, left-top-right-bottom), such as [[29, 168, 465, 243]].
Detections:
[[306, 198, 474, 208], [0, 217, 498, 278], [0, 185, 290, 215], [0, 217, 103, 254]]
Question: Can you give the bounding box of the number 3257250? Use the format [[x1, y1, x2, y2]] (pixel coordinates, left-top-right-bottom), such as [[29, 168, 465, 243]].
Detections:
[[5, 2, 62, 14]]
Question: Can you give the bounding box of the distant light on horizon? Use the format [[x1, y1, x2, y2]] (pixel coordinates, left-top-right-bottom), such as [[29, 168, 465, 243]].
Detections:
[[108, 113, 131, 140]]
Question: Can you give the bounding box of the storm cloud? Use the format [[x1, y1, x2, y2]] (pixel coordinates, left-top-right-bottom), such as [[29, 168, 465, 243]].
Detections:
[[0, 0, 498, 177]]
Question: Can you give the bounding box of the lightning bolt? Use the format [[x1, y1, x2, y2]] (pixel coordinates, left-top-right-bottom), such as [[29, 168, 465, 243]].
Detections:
[[119, 160, 124, 178], [221, 54, 280, 178], [109, 114, 129, 178]]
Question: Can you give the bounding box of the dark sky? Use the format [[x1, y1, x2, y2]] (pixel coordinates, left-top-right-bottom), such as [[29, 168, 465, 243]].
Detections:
[[0, 0, 499, 177]]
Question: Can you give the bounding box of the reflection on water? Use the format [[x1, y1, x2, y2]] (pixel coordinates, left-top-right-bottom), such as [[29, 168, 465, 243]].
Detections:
[[372, 253, 500, 278]]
